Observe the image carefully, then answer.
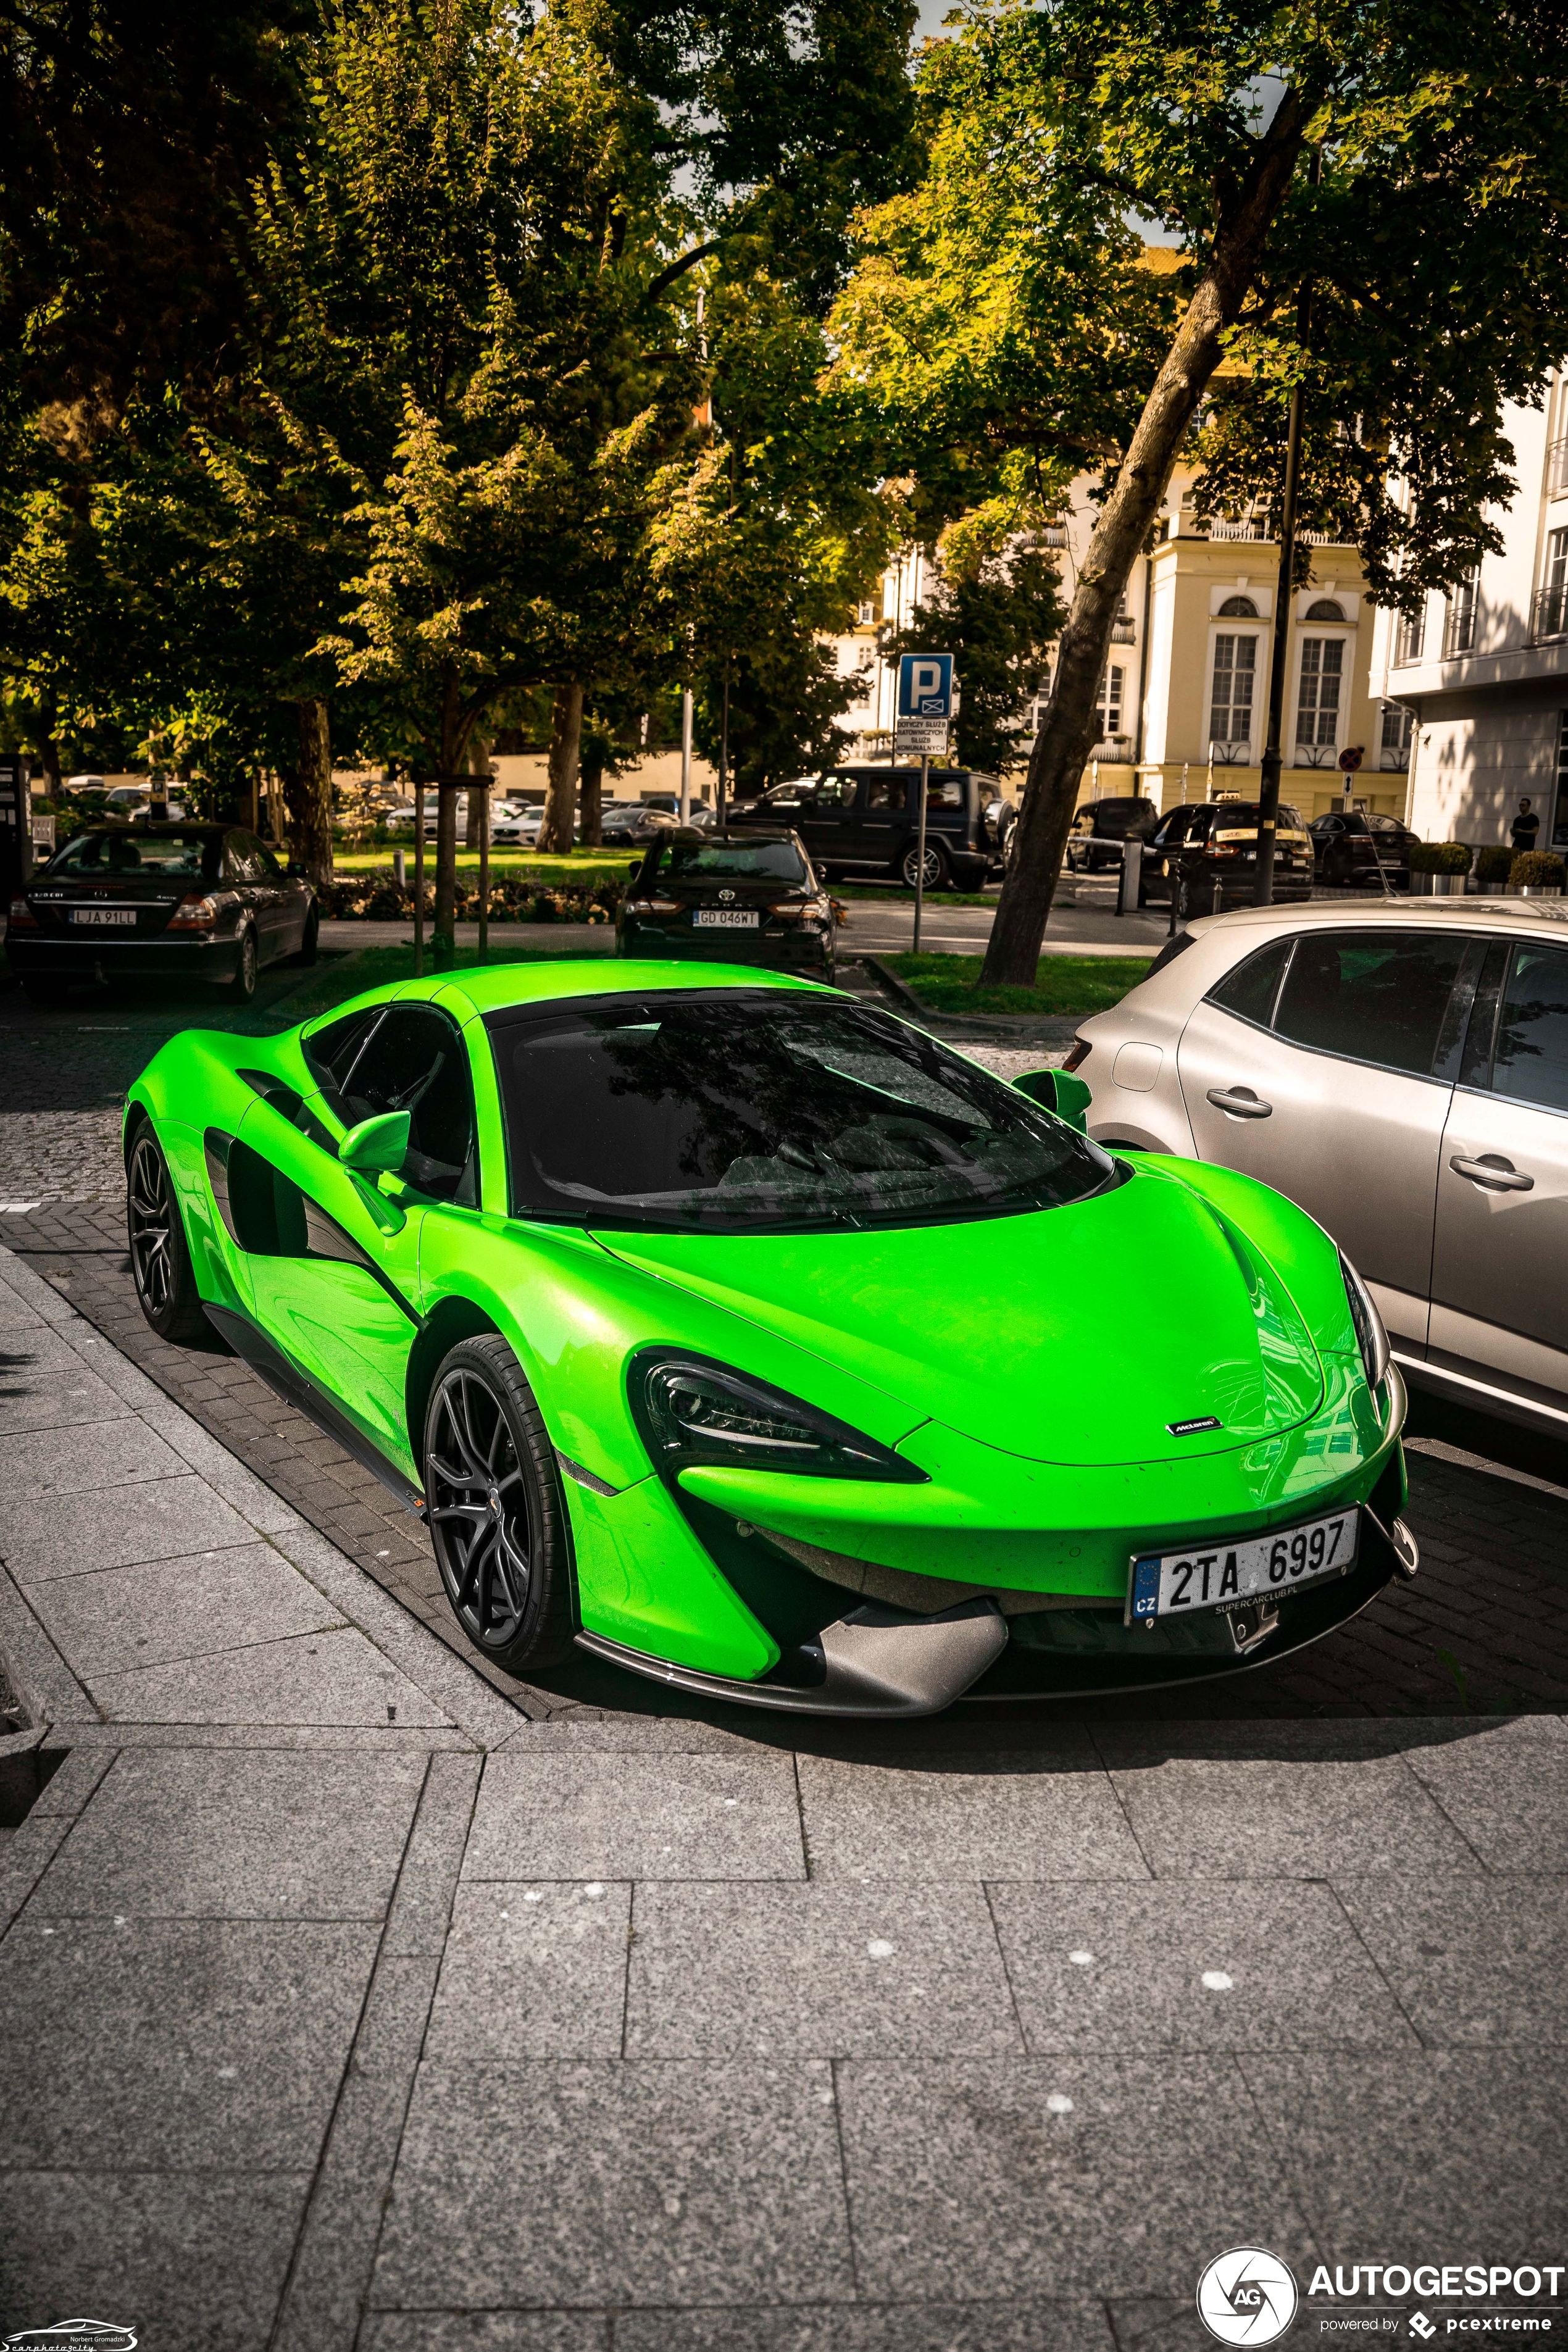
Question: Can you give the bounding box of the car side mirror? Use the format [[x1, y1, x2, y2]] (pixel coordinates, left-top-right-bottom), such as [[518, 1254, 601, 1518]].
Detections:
[[338, 1111, 410, 1175], [1012, 1068, 1092, 1132], [627, 859, 641, 875], [286, 861, 308, 879]]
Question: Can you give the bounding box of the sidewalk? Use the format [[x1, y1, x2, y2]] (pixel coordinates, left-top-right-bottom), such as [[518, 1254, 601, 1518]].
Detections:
[[2, 1246, 1567, 2350]]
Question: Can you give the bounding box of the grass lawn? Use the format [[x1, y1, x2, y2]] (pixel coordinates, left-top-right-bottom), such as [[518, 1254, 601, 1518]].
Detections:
[[259, 938, 614, 1027], [335, 846, 633, 890], [883, 951, 1154, 1017]]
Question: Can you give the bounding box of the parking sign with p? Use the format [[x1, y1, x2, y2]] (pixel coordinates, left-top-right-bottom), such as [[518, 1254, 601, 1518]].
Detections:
[[898, 653, 954, 719]]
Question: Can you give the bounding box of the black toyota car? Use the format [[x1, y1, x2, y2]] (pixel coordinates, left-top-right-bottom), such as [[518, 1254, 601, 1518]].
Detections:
[[1138, 798, 1316, 911], [5, 824, 318, 1003], [617, 830, 836, 978]]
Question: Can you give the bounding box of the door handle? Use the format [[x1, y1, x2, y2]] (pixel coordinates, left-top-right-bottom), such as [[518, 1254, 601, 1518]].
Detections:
[[1207, 1087, 1273, 1119], [1449, 1154, 1533, 1191]]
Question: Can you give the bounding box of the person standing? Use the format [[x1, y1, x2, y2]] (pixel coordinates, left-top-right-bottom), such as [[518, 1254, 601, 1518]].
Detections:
[[1511, 796, 1541, 853]]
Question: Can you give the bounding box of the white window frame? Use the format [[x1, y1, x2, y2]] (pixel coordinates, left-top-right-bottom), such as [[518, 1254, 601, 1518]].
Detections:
[[1207, 625, 1263, 756], [1291, 628, 1351, 762]]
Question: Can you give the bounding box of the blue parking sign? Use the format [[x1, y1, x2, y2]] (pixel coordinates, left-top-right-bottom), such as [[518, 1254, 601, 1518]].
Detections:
[[897, 653, 954, 720]]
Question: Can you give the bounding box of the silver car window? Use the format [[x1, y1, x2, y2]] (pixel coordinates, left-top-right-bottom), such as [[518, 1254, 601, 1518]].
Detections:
[[1274, 930, 1470, 1078], [1492, 945, 1568, 1115]]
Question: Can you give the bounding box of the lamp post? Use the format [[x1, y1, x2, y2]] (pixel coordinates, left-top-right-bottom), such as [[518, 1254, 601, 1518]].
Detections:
[[1255, 147, 1321, 906]]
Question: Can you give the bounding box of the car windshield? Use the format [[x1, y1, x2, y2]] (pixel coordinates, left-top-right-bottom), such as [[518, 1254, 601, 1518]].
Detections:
[[45, 828, 214, 878], [651, 837, 808, 886], [487, 990, 1116, 1235], [1092, 803, 1156, 836]]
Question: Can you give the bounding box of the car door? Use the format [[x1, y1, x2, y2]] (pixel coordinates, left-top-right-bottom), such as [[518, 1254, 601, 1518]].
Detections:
[[240, 1004, 480, 1467], [1429, 936, 1568, 1412], [846, 769, 915, 869], [1175, 925, 1477, 1348], [249, 833, 305, 958]]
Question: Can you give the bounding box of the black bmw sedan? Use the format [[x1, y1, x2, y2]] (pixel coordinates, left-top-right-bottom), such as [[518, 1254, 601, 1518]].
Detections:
[[5, 824, 318, 1004], [616, 830, 836, 978]]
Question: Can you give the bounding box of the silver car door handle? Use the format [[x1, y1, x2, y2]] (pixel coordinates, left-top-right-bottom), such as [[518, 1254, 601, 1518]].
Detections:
[[1449, 1154, 1534, 1191], [1207, 1088, 1273, 1118]]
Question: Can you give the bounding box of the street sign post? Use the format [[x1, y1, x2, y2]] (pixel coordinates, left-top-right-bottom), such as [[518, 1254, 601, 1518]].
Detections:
[[1338, 743, 1365, 810], [895, 654, 956, 949]]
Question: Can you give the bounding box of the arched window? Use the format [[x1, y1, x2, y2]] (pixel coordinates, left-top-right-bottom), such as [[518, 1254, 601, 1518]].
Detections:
[[1306, 599, 1345, 622], [1217, 594, 1258, 618]]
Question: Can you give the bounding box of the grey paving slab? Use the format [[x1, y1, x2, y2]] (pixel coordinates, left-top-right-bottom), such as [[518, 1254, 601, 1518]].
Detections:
[[137, 1396, 310, 1532], [425, 1882, 631, 2060], [0, 2167, 309, 2351], [364, 2319, 609, 2352], [1334, 1873, 1568, 2044], [0, 1356, 131, 1434], [0, 1916, 377, 2171], [1400, 1720, 1568, 1870], [464, 1751, 806, 1882], [1, 1472, 261, 1583], [836, 2056, 1315, 2301], [88, 1622, 455, 1729], [796, 1748, 1148, 1882], [25, 1542, 340, 1677], [625, 1880, 1022, 2058], [614, 2311, 1114, 2352], [385, 1750, 483, 1959], [0, 1411, 188, 1501], [372, 2059, 854, 2308], [272, 1952, 441, 2352], [988, 1880, 1416, 2053], [0, 1320, 103, 1375], [31, 1746, 426, 1919], [1095, 1722, 1479, 1879], [1240, 2049, 1568, 2250]]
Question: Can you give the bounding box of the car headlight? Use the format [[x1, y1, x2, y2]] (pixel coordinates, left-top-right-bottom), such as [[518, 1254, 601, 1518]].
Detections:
[[1339, 1249, 1391, 1392], [630, 1350, 927, 1482]]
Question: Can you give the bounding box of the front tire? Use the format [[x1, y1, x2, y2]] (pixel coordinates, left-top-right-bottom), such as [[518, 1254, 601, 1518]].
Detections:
[[423, 1335, 577, 1673], [291, 909, 319, 967], [127, 1122, 209, 1342]]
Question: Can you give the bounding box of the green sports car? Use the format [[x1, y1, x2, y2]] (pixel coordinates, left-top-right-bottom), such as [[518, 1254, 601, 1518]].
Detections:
[[123, 959, 1417, 1716]]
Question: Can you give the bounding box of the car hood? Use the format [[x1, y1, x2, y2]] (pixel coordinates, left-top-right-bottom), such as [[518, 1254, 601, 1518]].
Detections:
[[596, 1164, 1325, 1467]]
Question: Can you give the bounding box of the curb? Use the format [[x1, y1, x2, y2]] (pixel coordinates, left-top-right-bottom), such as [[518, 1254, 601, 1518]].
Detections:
[[861, 954, 940, 1024]]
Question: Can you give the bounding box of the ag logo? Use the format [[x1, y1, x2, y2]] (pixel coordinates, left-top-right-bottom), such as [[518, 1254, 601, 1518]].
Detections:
[[1196, 2248, 1299, 2344]]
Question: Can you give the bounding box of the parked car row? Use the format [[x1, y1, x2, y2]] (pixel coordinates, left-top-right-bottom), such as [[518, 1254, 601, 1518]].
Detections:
[[1073, 898, 1568, 1440], [728, 764, 1014, 891], [1065, 794, 1422, 904]]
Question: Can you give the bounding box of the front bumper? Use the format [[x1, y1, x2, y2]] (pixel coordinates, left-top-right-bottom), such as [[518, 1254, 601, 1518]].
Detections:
[[5, 930, 244, 980]]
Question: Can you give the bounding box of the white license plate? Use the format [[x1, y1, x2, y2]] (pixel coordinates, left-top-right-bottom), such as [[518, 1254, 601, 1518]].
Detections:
[[1127, 1507, 1358, 1624], [71, 907, 138, 927], [693, 909, 759, 928]]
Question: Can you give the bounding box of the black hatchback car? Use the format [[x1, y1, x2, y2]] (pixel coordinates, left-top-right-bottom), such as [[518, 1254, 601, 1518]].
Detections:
[[1064, 795, 1160, 873], [1138, 798, 1316, 911], [728, 765, 1007, 891], [617, 831, 836, 978], [6, 824, 317, 1004], [1308, 809, 1417, 888]]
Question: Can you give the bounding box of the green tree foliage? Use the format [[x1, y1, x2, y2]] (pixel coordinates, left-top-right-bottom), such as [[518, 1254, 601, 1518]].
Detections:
[[832, 0, 1568, 982], [882, 509, 1065, 777]]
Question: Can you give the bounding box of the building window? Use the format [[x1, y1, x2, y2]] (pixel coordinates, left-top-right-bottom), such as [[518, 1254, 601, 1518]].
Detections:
[[854, 645, 875, 673], [1379, 704, 1413, 770], [1209, 634, 1256, 748], [1553, 711, 1568, 853], [1095, 664, 1125, 740], [1217, 595, 1259, 618], [1535, 530, 1568, 643], [1306, 598, 1345, 622], [1443, 574, 1478, 656], [1395, 606, 1426, 664], [1295, 638, 1344, 756], [857, 601, 877, 626]]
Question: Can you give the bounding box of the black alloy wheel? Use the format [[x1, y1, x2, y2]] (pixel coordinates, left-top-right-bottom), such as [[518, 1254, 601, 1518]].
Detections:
[[423, 1335, 577, 1673], [126, 1123, 208, 1341], [228, 925, 258, 1001], [901, 839, 951, 892]]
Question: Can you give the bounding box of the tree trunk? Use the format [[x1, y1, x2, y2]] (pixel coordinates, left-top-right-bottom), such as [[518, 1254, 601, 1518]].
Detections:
[[580, 753, 604, 848], [282, 699, 334, 885], [465, 736, 490, 846], [980, 98, 1314, 986], [542, 685, 583, 854], [432, 665, 463, 970]]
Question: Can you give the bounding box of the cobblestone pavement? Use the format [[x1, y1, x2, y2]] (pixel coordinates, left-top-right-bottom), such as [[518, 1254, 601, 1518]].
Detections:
[[2, 973, 1566, 1727]]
